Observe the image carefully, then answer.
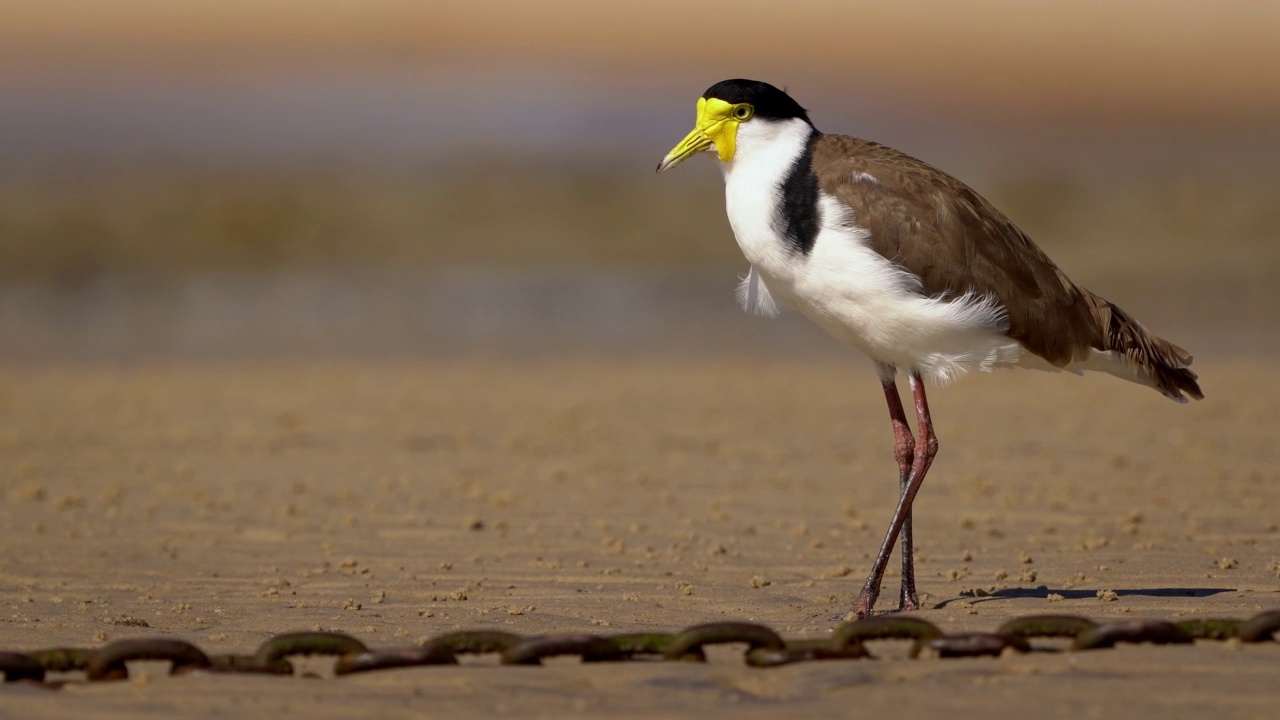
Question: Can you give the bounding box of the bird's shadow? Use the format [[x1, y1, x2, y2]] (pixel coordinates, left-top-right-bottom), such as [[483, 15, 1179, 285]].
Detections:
[[933, 585, 1236, 609]]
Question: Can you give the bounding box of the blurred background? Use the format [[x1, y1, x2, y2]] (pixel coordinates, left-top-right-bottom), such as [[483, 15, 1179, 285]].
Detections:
[[3, 0, 1278, 360]]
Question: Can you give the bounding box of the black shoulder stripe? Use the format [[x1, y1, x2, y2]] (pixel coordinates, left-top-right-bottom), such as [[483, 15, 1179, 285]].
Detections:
[[776, 130, 822, 255]]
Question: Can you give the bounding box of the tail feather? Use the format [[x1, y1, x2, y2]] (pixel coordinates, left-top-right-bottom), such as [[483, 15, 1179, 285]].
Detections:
[[1088, 293, 1203, 402]]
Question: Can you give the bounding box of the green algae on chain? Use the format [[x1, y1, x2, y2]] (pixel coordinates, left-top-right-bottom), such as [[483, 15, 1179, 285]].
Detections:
[[25, 647, 95, 673], [1176, 618, 1246, 640]]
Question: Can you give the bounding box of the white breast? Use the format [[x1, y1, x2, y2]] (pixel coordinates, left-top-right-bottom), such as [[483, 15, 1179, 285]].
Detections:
[[719, 120, 1023, 386]]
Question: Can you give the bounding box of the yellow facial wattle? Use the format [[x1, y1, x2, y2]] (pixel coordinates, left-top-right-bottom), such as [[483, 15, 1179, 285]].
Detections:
[[655, 97, 750, 173]]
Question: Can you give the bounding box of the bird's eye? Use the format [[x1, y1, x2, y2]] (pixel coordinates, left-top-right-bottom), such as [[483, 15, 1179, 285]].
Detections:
[[733, 104, 754, 121]]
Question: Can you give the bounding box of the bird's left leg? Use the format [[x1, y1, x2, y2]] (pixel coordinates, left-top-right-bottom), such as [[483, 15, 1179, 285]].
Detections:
[[854, 371, 939, 617]]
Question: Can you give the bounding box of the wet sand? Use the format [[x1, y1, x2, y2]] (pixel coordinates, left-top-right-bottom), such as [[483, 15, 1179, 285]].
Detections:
[[2, 357, 1278, 717]]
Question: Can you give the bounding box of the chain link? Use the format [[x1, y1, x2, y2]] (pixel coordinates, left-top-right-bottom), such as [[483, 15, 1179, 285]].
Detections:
[[2, 608, 1276, 688]]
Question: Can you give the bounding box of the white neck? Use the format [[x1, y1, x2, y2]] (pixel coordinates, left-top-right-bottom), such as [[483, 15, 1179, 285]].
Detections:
[[720, 117, 814, 186], [719, 118, 815, 270]]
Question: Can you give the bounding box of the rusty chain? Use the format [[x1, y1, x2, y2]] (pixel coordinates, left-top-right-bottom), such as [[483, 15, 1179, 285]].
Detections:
[[1, 608, 1276, 688]]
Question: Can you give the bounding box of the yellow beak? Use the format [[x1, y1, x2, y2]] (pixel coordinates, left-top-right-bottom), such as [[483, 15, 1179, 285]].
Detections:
[[655, 97, 737, 174]]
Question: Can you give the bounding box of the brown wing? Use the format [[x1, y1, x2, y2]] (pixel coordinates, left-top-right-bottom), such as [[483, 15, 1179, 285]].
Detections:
[[812, 133, 1104, 367]]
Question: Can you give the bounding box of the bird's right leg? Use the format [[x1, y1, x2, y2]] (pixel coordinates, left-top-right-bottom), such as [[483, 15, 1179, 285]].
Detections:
[[879, 372, 919, 611]]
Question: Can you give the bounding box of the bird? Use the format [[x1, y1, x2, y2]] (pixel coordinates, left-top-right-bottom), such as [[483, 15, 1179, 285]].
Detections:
[[655, 79, 1203, 618]]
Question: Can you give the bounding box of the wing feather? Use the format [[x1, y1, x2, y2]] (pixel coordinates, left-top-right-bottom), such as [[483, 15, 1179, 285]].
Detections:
[[736, 265, 781, 317]]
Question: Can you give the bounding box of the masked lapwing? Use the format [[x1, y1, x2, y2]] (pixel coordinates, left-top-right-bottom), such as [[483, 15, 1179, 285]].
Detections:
[[656, 79, 1203, 617]]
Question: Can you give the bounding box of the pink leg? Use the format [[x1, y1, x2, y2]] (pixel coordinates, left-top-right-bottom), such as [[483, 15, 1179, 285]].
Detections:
[[881, 377, 920, 611], [854, 371, 939, 617]]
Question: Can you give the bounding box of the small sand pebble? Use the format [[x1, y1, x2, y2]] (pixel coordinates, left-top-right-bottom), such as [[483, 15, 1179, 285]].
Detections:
[[1018, 569, 1037, 583], [16, 485, 46, 502], [994, 570, 1008, 581], [1218, 558, 1238, 569], [1047, 593, 1065, 602], [1097, 589, 1118, 602], [1019, 551, 1033, 564]]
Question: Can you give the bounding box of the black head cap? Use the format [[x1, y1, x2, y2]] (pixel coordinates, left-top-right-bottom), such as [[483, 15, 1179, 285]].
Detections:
[[702, 79, 811, 124]]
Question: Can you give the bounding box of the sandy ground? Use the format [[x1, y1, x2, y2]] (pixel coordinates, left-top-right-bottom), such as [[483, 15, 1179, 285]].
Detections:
[[2, 357, 1278, 717]]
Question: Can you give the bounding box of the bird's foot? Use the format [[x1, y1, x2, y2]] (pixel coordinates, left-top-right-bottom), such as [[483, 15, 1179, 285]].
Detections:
[[851, 587, 878, 619], [838, 586, 919, 620]]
